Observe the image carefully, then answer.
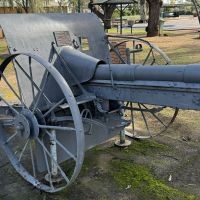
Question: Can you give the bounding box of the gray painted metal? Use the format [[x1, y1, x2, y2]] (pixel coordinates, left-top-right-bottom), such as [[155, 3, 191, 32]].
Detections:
[[0, 52, 85, 192], [93, 63, 200, 83], [0, 13, 108, 61], [1, 13, 200, 193], [0, 14, 126, 193], [36, 113, 125, 172], [86, 80, 200, 110], [0, 13, 109, 104], [59, 47, 105, 86]]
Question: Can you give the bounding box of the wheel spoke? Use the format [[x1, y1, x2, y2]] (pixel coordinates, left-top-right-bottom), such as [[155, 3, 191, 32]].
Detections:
[[28, 57, 36, 105], [19, 139, 30, 161], [32, 70, 49, 113], [41, 139, 54, 189], [138, 103, 152, 137], [36, 137, 70, 184], [143, 47, 153, 65], [0, 117, 15, 121], [29, 142, 36, 177], [4, 132, 18, 144], [150, 59, 156, 65], [0, 96, 19, 115], [43, 98, 65, 117], [130, 103, 135, 131], [38, 124, 75, 132], [1, 123, 15, 126], [45, 130, 77, 161], [15, 60, 51, 105], [123, 101, 130, 112], [0, 73, 26, 107], [141, 104, 167, 128], [13, 60, 25, 106]]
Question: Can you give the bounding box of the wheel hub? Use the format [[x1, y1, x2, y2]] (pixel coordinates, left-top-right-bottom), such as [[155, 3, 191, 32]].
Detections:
[[14, 109, 39, 139]]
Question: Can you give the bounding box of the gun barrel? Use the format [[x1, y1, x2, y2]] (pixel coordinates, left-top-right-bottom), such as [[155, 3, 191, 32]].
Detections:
[[93, 64, 200, 84], [85, 63, 200, 111], [59, 47, 200, 84], [53, 47, 200, 110]]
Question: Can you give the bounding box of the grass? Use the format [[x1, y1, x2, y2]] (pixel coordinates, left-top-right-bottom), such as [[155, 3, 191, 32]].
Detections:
[[111, 160, 198, 200], [144, 32, 200, 65], [108, 27, 146, 35], [0, 63, 19, 102], [0, 39, 7, 54], [0, 39, 22, 103], [107, 26, 189, 37], [106, 139, 171, 157], [125, 15, 141, 21], [123, 139, 170, 155]]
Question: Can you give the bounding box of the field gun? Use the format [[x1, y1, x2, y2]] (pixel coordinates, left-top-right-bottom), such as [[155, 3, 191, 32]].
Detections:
[[0, 13, 200, 193]]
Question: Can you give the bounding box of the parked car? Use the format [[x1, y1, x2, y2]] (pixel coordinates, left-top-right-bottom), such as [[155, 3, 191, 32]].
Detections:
[[163, 12, 179, 18]]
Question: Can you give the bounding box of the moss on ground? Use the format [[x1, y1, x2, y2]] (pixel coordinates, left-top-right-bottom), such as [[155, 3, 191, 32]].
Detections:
[[111, 160, 198, 200], [123, 139, 170, 156], [103, 139, 171, 158], [77, 146, 105, 175]]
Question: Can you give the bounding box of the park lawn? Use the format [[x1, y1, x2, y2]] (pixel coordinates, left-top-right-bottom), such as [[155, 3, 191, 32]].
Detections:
[[0, 38, 7, 54], [0, 38, 19, 102], [145, 31, 200, 64], [108, 27, 146, 35]]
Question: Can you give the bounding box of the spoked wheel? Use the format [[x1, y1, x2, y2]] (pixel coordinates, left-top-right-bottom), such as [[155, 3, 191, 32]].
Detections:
[[108, 35, 171, 65], [108, 35, 179, 138], [124, 103, 179, 139], [0, 53, 85, 192]]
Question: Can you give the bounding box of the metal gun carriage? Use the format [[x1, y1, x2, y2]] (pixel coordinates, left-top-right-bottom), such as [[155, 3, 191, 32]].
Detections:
[[0, 13, 200, 193]]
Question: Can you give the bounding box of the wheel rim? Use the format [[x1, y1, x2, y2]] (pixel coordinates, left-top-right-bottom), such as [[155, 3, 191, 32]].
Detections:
[[124, 103, 179, 138], [109, 36, 179, 138], [0, 53, 85, 192]]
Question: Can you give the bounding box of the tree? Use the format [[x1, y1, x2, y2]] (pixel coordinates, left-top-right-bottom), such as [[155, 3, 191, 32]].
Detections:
[[0, 0, 45, 13], [88, 0, 116, 29], [14, 0, 46, 13], [57, 0, 66, 13], [7, 0, 14, 7], [15, 0, 29, 13], [146, 0, 162, 37], [139, 0, 147, 22], [68, 0, 83, 12]]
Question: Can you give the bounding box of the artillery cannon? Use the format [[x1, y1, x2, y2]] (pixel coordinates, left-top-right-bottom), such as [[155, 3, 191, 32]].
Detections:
[[0, 13, 200, 193]]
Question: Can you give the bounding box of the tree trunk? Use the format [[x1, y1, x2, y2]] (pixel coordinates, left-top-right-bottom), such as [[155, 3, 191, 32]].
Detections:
[[103, 5, 116, 29], [146, 0, 161, 37], [88, 1, 116, 29], [139, 0, 146, 22], [29, 0, 37, 13]]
